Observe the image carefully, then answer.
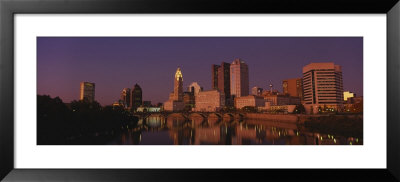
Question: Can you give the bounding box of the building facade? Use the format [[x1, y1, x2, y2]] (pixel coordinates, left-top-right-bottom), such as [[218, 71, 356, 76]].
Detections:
[[80, 82, 95, 102], [282, 78, 303, 100], [194, 90, 225, 112], [234, 95, 265, 109], [187, 82, 203, 96], [183, 91, 195, 110], [343, 91, 355, 102], [302, 62, 344, 113], [130, 84, 142, 112], [230, 59, 249, 98]]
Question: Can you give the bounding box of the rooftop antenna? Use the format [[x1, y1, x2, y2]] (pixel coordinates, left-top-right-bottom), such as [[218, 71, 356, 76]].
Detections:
[[269, 81, 273, 93]]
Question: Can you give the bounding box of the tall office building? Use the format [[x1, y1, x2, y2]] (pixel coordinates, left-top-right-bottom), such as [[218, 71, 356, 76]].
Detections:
[[120, 88, 131, 108], [173, 67, 184, 101], [79, 82, 95, 102], [230, 58, 249, 97], [164, 67, 185, 111], [302, 62, 344, 113], [282, 78, 303, 100], [130, 84, 142, 111], [212, 64, 220, 90], [212, 62, 231, 97]]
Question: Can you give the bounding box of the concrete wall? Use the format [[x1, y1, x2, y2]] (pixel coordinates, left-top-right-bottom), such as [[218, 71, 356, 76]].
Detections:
[[244, 113, 298, 123]]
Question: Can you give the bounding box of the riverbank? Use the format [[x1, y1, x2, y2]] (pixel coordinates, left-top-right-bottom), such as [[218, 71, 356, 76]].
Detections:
[[245, 113, 362, 123]]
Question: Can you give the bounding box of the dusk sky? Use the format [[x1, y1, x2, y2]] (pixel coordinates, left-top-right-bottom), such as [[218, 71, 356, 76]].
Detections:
[[37, 37, 363, 106]]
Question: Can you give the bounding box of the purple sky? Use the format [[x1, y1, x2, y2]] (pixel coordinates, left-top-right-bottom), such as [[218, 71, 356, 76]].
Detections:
[[37, 37, 363, 106]]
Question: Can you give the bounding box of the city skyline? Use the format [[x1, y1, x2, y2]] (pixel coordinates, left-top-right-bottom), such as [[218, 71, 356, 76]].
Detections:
[[37, 37, 363, 106]]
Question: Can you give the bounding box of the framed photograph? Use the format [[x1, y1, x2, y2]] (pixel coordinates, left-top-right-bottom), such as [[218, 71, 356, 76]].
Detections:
[[1, 0, 399, 181]]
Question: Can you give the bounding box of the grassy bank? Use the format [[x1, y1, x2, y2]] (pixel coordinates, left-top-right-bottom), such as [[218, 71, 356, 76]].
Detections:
[[302, 116, 363, 138]]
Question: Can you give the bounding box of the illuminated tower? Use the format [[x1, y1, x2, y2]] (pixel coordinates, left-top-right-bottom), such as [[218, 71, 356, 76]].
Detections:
[[173, 67, 183, 101], [120, 88, 131, 108]]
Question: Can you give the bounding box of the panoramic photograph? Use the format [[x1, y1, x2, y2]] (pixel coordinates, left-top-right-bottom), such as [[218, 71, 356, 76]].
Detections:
[[37, 37, 363, 145]]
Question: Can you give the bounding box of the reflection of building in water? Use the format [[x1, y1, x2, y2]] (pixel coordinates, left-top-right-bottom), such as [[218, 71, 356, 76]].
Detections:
[[164, 67, 185, 111], [80, 82, 95, 102], [194, 90, 225, 112], [302, 62, 344, 114], [129, 115, 361, 145], [234, 95, 265, 109]]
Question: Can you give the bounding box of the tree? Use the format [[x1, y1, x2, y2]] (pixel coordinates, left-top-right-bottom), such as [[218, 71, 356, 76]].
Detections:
[[242, 106, 257, 113], [293, 104, 306, 114]]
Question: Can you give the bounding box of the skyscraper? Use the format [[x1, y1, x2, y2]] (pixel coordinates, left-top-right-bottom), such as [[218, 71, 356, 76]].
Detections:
[[130, 84, 142, 111], [282, 78, 303, 100], [120, 88, 131, 108], [164, 67, 185, 111], [302, 62, 344, 113], [173, 67, 183, 101], [212, 62, 232, 106], [79, 82, 95, 102], [230, 58, 249, 97]]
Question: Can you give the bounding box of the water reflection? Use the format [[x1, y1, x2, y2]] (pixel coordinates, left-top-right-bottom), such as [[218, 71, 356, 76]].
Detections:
[[108, 115, 362, 145]]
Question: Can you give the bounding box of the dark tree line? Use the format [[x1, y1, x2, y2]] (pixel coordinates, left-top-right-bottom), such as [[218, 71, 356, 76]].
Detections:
[[37, 95, 138, 144]]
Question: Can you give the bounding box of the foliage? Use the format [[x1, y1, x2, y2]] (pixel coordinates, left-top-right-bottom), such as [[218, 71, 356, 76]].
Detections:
[[303, 115, 363, 138], [37, 95, 138, 144], [241, 106, 257, 113], [292, 104, 306, 114]]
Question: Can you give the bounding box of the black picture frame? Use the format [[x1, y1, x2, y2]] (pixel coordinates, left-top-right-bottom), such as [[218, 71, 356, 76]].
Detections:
[[1, 0, 399, 181]]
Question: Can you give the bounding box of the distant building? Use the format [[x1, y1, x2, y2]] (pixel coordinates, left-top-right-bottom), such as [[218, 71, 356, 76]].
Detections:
[[80, 82, 95, 102], [194, 90, 225, 112], [112, 100, 124, 109], [263, 94, 301, 106], [163, 100, 185, 112], [164, 67, 185, 111], [282, 78, 303, 100], [187, 82, 203, 96], [343, 91, 355, 102], [136, 106, 161, 112], [212, 62, 231, 105], [234, 95, 265, 109], [251, 86, 263, 96], [130, 84, 142, 112], [302, 62, 344, 114], [120, 88, 131, 108], [230, 58, 249, 98], [142, 101, 151, 107]]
